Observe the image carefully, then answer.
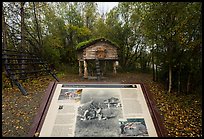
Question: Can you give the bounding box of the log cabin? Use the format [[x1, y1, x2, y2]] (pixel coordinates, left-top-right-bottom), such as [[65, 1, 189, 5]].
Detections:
[[76, 38, 119, 79]]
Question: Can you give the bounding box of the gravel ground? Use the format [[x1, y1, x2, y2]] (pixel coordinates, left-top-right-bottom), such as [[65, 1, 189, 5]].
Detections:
[[2, 72, 202, 137]]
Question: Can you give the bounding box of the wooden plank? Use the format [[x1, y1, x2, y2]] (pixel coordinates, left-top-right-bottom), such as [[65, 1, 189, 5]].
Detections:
[[140, 83, 167, 137], [4, 62, 45, 65], [27, 81, 56, 137], [2, 53, 36, 57], [34, 81, 58, 136], [83, 42, 118, 60], [9, 69, 50, 75], [2, 57, 41, 60]]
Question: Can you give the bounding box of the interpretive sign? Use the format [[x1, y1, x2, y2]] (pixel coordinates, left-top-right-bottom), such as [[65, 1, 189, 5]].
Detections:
[[29, 83, 166, 137]]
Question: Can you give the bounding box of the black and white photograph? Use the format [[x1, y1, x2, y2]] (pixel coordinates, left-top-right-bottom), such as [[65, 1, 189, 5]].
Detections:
[[58, 89, 82, 102], [119, 118, 149, 137], [74, 89, 123, 137]]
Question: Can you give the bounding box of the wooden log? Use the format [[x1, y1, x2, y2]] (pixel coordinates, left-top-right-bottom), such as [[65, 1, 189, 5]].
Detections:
[[113, 61, 117, 74], [84, 60, 88, 79], [83, 43, 118, 60], [79, 61, 82, 76]]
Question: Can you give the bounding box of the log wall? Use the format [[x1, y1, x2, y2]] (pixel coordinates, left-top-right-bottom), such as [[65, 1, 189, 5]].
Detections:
[[77, 42, 118, 60]]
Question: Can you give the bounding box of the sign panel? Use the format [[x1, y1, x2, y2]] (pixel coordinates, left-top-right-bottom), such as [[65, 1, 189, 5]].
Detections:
[[36, 84, 161, 137]]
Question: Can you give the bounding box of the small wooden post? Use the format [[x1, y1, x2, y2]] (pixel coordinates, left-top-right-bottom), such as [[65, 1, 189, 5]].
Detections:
[[103, 61, 107, 75], [84, 60, 88, 78], [95, 59, 101, 80], [79, 60, 83, 76], [113, 61, 117, 74]]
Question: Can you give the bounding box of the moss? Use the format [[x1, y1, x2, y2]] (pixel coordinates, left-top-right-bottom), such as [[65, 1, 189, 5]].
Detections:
[[76, 37, 119, 50], [76, 38, 97, 49]]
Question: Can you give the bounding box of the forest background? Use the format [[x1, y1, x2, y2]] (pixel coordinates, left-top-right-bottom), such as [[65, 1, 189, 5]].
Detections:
[[2, 2, 202, 137], [3, 2, 201, 95]]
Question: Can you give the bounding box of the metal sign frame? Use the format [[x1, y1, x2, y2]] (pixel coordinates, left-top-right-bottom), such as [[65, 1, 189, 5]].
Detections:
[[28, 82, 167, 137]]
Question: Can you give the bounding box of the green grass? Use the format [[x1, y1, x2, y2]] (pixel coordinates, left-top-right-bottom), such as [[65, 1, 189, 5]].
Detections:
[[76, 37, 119, 50]]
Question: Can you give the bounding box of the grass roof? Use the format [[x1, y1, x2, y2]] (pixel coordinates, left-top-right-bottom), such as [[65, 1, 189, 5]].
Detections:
[[76, 37, 119, 50]]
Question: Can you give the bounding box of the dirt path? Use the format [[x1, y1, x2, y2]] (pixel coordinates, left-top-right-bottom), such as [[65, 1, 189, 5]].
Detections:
[[2, 72, 202, 137]]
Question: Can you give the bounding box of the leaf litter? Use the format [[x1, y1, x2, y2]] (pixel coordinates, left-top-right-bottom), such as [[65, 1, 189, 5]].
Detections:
[[2, 72, 202, 137]]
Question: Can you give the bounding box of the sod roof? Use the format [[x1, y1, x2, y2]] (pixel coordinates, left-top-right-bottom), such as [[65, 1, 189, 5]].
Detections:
[[76, 37, 119, 51]]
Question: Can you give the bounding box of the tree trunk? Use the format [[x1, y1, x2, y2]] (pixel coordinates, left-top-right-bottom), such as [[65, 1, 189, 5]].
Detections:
[[186, 73, 191, 94], [21, 2, 26, 48], [168, 64, 172, 93], [2, 8, 14, 87], [178, 64, 181, 93], [86, 16, 89, 28], [2, 9, 8, 49], [152, 48, 155, 81], [156, 63, 158, 82], [167, 40, 173, 94], [20, 2, 26, 79], [155, 45, 158, 82], [33, 2, 42, 48]]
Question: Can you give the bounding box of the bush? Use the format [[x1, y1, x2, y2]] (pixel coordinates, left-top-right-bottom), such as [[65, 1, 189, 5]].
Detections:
[[41, 45, 61, 70]]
